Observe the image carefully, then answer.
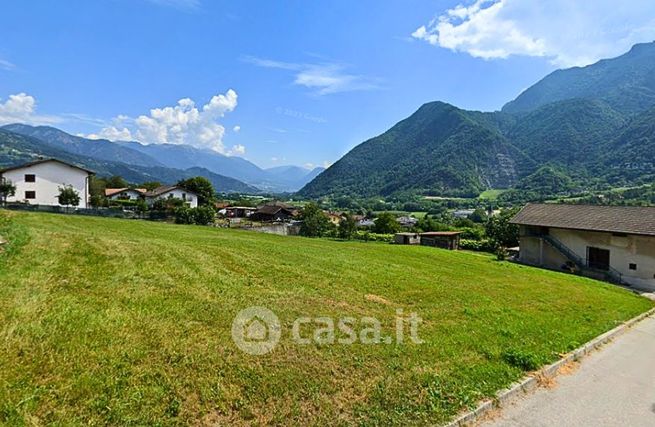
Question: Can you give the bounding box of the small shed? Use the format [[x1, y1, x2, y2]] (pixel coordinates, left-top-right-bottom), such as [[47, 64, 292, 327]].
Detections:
[[394, 232, 420, 245], [251, 205, 295, 222], [420, 232, 462, 250]]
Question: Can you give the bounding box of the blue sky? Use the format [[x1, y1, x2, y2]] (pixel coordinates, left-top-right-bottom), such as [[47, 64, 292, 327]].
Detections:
[[1, 0, 654, 169]]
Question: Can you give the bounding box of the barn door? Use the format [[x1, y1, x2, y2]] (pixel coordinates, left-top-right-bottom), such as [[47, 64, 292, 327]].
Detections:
[[587, 247, 610, 271]]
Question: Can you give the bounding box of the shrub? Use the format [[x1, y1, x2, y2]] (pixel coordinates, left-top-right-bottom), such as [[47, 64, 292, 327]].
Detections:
[[174, 207, 195, 224], [194, 206, 216, 225], [57, 186, 81, 208], [353, 231, 394, 243], [459, 239, 494, 252]]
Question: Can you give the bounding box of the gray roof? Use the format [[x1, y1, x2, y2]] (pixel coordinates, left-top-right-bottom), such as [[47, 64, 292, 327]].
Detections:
[[510, 203, 655, 237], [0, 158, 94, 174]]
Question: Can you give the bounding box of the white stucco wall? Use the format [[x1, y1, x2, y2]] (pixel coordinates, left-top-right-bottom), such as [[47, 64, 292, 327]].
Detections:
[[148, 188, 198, 208], [519, 226, 655, 291], [1, 161, 90, 208], [108, 190, 143, 200]]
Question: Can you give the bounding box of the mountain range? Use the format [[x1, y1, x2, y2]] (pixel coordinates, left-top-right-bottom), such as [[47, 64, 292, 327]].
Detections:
[[0, 124, 323, 193], [300, 41, 655, 201]]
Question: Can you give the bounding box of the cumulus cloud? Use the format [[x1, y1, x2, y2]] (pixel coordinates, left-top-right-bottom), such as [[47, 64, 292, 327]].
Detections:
[[243, 56, 381, 95], [88, 90, 243, 154], [0, 93, 60, 125], [227, 144, 245, 156], [232, 125, 241, 132], [412, 0, 655, 67], [86, 126, 133, 141]]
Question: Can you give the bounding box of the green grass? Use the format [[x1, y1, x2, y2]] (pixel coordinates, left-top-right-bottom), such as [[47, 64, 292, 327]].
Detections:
[[0, 211, 652, 425], [478, 189, 507, 201]]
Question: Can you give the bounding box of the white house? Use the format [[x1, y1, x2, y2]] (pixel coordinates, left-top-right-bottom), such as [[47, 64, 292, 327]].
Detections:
[[105, 188, 146, 200], [511, 203, 655, 291], [145, 185, 198, 208], [0, 158, 93, 208]]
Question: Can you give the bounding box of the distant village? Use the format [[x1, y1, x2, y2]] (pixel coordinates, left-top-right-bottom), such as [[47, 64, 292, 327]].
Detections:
[[2, 157, 655, 293]]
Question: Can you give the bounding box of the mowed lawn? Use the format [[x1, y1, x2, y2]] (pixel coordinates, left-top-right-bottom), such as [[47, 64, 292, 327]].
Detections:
[[0, 212, 652, 426]]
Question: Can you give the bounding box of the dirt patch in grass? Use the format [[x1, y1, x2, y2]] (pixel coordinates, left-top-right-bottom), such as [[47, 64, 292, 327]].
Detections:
[[365, 294, 393, 305]]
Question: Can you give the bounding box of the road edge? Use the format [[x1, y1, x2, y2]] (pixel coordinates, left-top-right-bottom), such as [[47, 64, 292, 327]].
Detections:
[[444, 306, 655, 427]]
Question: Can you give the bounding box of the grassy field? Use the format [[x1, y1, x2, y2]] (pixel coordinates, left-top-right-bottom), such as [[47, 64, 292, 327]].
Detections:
[[0, 211, 652, 426], [478, 189, 507, 201]]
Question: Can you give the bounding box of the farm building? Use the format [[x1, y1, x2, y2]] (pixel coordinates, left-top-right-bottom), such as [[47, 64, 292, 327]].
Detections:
[[251, 205, 295, 222], [394, 232, 420, 245], [420, 232, 461, 250], [225, 206, 257, 218], [511, 203, 655, 291], [0, 158, 93, 208]]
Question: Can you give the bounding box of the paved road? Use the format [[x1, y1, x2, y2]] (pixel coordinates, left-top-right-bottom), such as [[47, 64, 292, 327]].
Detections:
[[484, 314, 655, 427]]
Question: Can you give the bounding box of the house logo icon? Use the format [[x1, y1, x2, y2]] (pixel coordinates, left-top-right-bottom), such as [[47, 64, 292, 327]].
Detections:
[[231, 306, 281, 355]]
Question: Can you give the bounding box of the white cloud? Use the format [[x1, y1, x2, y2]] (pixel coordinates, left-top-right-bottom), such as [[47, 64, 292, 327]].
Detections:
[[243, 56, 381, 95], [0, 93, 60, 125], [86, 126, 133, 141], [145, 0, 199, 11], [233, 125, 241, 132], [88, 90, 242, 154], [227, 144, 245, 156], [412, 0, 655, 67], [0, 59, 15, 71]]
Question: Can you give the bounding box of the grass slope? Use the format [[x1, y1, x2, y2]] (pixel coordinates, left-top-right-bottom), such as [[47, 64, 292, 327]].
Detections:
[[0, 212, 652, 425]]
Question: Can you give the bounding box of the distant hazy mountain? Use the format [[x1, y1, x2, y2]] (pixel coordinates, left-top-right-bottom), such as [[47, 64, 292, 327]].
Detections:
[[0, 129, 258, 193], [1, 123, 319, 192], [300, 42, 655, 200], [117, 140, 320, 192], [116, 140, 267, 183], [2, 124, 163, 168]]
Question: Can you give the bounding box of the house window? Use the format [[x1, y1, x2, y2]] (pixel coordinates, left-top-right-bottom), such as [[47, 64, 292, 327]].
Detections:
[[24, 174, 36, 183], [629, 263, 637, 271], [25, 191, 36, 199], [181, 193, 186, 201], [587, 247, 610, 271]]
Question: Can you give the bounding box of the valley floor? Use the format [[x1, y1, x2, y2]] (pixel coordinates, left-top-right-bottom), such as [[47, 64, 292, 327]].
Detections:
[[0, 211, 652, 425]]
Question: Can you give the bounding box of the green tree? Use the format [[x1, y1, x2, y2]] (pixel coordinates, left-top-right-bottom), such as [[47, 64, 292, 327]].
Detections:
[[89, 194, 107, 208], [194, 206, 216, 225], [373, 212, 400, 234], [58, 186, 81, 208], [135, 198, 148, 215], [299, 203, 331, 237], [141, 181, 162, 191], [105, 176, 129, 188], [338, 213, 357, 240], [485, 208, 520, 249], [468, 208, 488, 223], [174, 206, 195, 224], [88, 176, 106, 197], [0, 178, 16, 206], [177, 177, 216, 207]]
